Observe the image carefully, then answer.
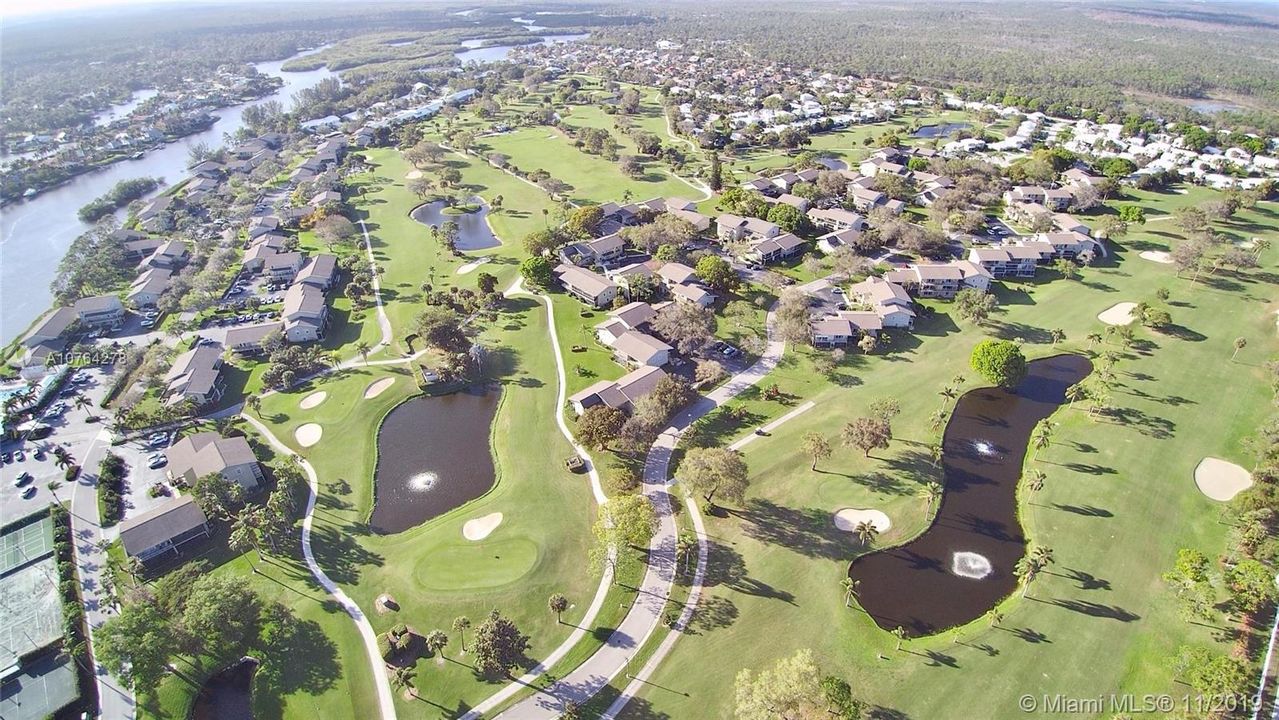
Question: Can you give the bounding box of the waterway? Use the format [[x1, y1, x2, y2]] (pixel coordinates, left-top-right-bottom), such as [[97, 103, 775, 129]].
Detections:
[[848, 354, 1092, 636], [913, 122, 972, 138], [0, 47, 336, 344], [369, 387, 500, 534], [455, 33, 588, 65], [92, 88, 160, 127]]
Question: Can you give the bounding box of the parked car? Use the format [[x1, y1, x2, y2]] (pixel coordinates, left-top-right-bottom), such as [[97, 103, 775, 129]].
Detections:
[[0, 453, 9, 463], [147, 453, 168, 469], [147, 432, 170, 448], [22, 487, 37, 500], [140, 319, 156, 328], [13, 472, 33, 487], [33, 448, 45, 460], [13, 450, 25, 462]]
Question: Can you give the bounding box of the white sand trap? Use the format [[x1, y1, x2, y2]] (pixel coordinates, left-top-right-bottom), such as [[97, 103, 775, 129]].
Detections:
[[1139, 250, 1172, 264], [456, 256, 491, 275], [1174, 188, 1189, 194], [1098, 302, 1137, 326], [364, 377, 395, 399], [834, 508, 891, 533], [299, 391, 327, 409], [463, 512, 504, 541], [405, 169, 423, 179], [295, 423, 323, 447], [1194, 457, 1253, 501]]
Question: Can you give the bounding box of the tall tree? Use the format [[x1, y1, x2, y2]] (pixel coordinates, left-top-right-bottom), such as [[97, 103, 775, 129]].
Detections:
[[548, 593, 569, 624], [471, 609, 531, 678], [95, 600, 178, 696], [677, 446, 750, 510], [801, 432, 832, 471], [452, 616, 471, 653], [734, 648, 826, 720]]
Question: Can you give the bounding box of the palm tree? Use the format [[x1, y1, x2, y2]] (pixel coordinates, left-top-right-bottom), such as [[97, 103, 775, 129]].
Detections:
[[892, 625, 907, 651], [918, 481, 942, 514], [1064, 383, 1087, 409], [1015, 556, 1038, 597], [676, 532, 698, 576], [1250, 237, 1270, 260], [46, 480, 62, 503], [840, 577, 860, 608], [541, 208, 549, 228], [390, 665, 416, 699], [951, 374, 966, 387], [938, 386, 958, 407], [1086, 332, 1103, 348], [929, 444, 943, 468], [1049, 328, 1065, 345], [548, 593, 569, 623], [988, 610, 1004, 627], [1031, 545, 1055, 568], [355, 340, 372, 365], [73, 395, 91, 413], [230, 509, 264, 567], [452, 616, 471, 653], [928, 407, 948, 435], [1026, 469, 1046, 494], [1232, 336, 1247, 361], [854, 521, 878, 547], [425, 629, 449, 659], [246, 395, 262, 417], [1029, 420, 1054, 462]]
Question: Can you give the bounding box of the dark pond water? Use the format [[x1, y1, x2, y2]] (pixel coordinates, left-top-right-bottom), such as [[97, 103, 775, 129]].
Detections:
[[409, 198, 503, 251], [912, 122, 972, 138], [191, 658, 257, 720], [369, 387, 500, 534], [848, 354, 1092, 637]]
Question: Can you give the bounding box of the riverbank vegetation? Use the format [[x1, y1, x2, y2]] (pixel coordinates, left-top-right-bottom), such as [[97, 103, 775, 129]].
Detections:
[[78, 177, 161, 222]]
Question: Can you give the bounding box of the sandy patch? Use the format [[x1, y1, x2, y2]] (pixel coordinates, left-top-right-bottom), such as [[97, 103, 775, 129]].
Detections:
[[1139, 250, 1172, 264], [374, 594, 399, 614], [833, 508, 891, 533], [1241, 237, 1259, 250], [405, 169, 423, 179], [1194, 457, 1253, 501], [295, 423, 323, 447], [364, 377, 395, 400], [299, 391, 327, 409], [456, 256, 492, 275], [462, 512, 504, 541], [1173, 188, 1188, 194], [1097, 302, 1137, 326]]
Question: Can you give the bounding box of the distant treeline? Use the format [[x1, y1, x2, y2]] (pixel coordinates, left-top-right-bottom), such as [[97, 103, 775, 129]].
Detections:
[[77, 177, 161, 223], [610, 1, 1279, 134]]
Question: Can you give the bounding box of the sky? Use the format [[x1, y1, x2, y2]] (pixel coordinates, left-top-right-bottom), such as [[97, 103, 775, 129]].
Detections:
[[0, 0, 268, 18]]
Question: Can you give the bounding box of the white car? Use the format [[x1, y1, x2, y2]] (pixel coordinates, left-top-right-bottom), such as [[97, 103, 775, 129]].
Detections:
[[140, 319, 156, 328], [147, 453, 168, 469]]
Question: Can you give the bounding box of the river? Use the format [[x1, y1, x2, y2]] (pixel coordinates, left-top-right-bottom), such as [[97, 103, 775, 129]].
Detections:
[[0, 48, 336, 344], [455, 33, 588, 65]]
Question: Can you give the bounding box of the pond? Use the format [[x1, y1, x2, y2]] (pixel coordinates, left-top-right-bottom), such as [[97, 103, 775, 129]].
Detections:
[[191, 658, 257, 720], [912, 122, 972, 138], [848, 354, 1092, 637], [409, 198, 503, 251], [369, 387, 500, 534]]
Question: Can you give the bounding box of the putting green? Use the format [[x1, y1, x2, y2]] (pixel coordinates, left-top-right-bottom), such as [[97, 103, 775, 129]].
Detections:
[[413, 537, 541, 591]]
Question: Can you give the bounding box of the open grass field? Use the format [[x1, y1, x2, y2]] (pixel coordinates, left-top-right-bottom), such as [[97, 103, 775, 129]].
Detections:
[[620, 202, 1279, 718]]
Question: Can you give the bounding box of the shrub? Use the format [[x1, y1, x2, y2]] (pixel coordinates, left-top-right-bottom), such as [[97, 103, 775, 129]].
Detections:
[[377, 633, 393, 659]]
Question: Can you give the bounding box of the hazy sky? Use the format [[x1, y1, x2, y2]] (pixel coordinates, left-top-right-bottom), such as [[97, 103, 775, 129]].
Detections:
[[1, 0, 247, 18]]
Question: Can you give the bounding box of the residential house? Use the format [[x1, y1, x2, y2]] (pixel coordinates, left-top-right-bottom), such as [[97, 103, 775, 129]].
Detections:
[[858, 158, 908, 177], [295, 253, 339, 290], [884, 263, 965, 299], [847, 186, 887, 213], [806, 207, 868, 232], [568, 365, 669, 415], [668, 208, 713, 232], [24, 308, 78, 350], [119, 495, 211, 563], [656, 262, 698, 287], [745, 233, 806, 265], [264, 252, 305, 282], [670, 283, 715, 308], [1043, 187, 1074, 211], [137, 196, 175, 232], [310, 190, 343, 207], [816, 228, 865, 255], [768, 193, 810, 213], [849, 276, 915, 328], [1034, 232, 1105, 262], [247, 216, 281, 240], [608, 330, 672, 367], [716, 214, 781, 243], [164, 344, 226, 407], [165, 432, 265, 490], [225, 322, 281, 355], [1061, 167, 1105, 188], [554, 264, 619, 308], [138, 240, 188, 271], [967, 246, 1039, 278], [73, 295, 125, 328], [127, 269, 172, 308], [810, 311, 882, 347], [1051, 213, 1091, 236], [282, 284, 329, 343]]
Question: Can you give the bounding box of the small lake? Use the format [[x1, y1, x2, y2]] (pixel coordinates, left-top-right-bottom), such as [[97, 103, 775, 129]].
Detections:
[[848, 354, 1092, 636], [913, 122, 972, 138], [1188, 100, 1244, 115], [455, 33, 589, 64], [817, 157, 847, 171], [369, 387, 500, 534], [409, 198, 503, 251], [191, 658, 257, 720]]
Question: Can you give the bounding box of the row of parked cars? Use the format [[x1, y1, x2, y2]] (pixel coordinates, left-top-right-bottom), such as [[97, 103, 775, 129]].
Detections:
[[206, 309, 280, 328]]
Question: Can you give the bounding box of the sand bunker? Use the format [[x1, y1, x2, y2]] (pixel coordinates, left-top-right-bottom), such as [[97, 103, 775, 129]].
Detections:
[[462, 512, 504, 541], [405, 169, 423, 179], [834, 508, 891, 533], [364, 377, 395, 399], [1194, 457, 1253, 501], [456, 256, 491, 275], [1097, 302, 1137, 326], [300, 391, 327, 409], [1139, 250, 1172, 264], [295, 423, 323, 447]]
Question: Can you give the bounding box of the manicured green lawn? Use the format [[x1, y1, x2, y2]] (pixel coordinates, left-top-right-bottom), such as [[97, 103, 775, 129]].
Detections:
[[624, 212, 1279, 719]]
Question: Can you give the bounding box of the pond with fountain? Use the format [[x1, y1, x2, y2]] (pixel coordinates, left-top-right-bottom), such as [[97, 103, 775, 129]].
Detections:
[[369, 387, 500, 534], [848, 354, 1092, 636]]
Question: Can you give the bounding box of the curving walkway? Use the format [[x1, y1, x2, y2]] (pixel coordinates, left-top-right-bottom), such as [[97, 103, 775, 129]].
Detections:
[[493, 308, 784, 719], [357, 219, 394, 352], [240, 414, 398, 720]]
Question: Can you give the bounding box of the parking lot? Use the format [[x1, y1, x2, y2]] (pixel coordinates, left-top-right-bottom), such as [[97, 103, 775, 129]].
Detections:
[[0, 366, 174, 525]]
